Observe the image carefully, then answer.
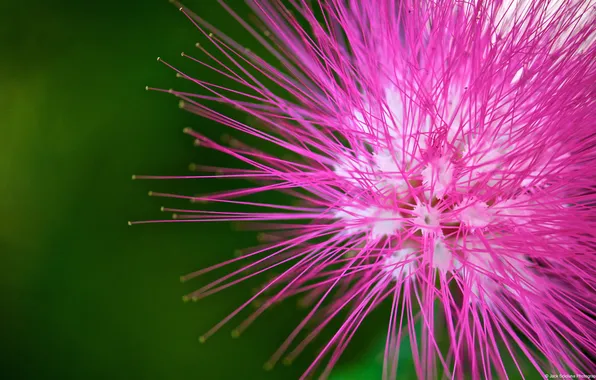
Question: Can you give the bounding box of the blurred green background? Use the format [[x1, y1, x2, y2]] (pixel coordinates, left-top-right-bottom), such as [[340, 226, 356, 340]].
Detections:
[[1, 0, 396, 378]]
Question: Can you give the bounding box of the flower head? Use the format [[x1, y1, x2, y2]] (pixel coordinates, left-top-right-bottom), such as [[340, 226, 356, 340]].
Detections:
[[140, 0, 596, 378]]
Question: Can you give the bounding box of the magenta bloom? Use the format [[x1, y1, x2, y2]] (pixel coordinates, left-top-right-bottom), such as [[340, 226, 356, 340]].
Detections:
[[141, 0, 596, 378]]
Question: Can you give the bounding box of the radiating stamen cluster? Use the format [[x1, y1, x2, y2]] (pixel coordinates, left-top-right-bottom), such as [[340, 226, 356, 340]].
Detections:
[[139, 0, 596, 378], [330, 78, 542, 291]]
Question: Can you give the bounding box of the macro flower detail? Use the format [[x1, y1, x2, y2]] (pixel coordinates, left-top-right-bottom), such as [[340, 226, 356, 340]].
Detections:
[[139, 0, 596, 378]]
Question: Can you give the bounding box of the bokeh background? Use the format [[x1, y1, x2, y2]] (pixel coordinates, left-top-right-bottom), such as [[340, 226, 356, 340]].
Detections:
[[2, 0, 407, 378]]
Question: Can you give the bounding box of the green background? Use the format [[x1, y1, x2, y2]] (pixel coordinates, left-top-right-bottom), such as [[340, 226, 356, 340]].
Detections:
[[2, 1, 395, 378]]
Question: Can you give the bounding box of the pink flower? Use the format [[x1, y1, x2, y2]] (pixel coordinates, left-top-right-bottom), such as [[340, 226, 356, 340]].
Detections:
[[138, 0, 596, 378]]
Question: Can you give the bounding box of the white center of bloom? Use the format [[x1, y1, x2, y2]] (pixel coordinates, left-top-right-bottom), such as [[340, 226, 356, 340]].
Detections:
[[412, 202, 441, 232], [370, 208, 403, 239], [459, 135, 512, 189], [333, 154, 375, 188], [331, 69, 554, 297], [384, 247, 416, 280], [372, 150, 410, 195], [457, 199, 492, 228], [432, 237, 453, 271], [334, 205, 403, 239], [493, 196, 533, 226], [422, 156, 454, 198]]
